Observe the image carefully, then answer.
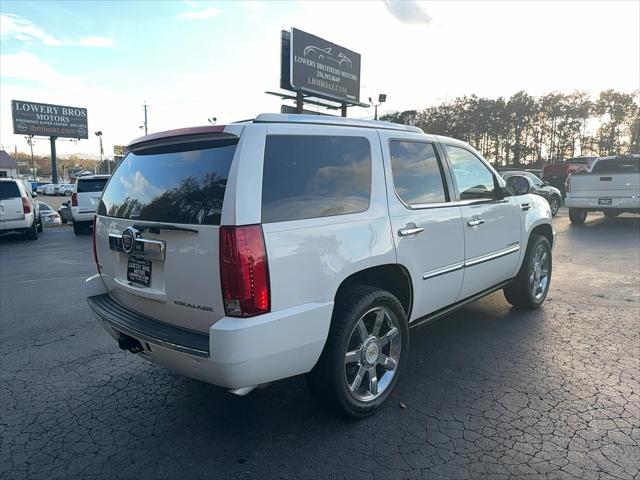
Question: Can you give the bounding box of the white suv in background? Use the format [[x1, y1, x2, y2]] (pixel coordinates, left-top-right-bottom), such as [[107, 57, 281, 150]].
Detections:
[[71, 174, 110, 235], [0, 178, 42, 239], [86, 114, 555, 417]]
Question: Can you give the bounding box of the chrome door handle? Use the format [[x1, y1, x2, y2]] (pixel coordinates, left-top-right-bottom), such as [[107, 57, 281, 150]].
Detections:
[[467, 218, 485, 227], [398, 225, 424, 237]]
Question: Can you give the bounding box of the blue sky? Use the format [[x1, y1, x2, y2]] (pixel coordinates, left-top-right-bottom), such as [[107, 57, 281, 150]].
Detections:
[[1, 0, 639, 158]]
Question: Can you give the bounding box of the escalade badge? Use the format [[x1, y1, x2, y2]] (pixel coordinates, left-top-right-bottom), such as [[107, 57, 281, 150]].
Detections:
[[121, 227, 139, 254]]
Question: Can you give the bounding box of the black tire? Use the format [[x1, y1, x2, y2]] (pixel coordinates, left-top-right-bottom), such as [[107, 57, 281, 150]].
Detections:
[[37, 214, 43, 233], [603, 211, 619, 218], [73, 221, 88, 235], [569, 208, 587, 225], [306, 285, 409, 418], [25, 218, 38, 240], [504, 235, 552, 309], [549, 195, 561, 216]]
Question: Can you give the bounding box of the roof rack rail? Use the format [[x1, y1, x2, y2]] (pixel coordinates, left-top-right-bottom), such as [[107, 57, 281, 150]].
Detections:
[[251, 113, 423, 133]]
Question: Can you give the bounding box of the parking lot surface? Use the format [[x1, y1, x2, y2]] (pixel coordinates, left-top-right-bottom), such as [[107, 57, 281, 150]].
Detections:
[[1, 210, 639, 480]]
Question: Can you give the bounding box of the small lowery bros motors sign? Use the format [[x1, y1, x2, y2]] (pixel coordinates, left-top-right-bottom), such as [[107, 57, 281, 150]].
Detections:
[[290, 28, 361, 103], [12, 100, 88, 139]]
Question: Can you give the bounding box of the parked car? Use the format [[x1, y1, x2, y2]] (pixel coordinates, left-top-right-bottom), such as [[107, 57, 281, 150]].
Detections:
[[36, 202, 62, 226], [0, 178, 42, 239], [36, 183, 50, 194], [58, 200, 73, 224], [43, 184, 58, 195], [86, 114, 555, 417], [500, 170, 563, 216], [54, 183, 74, 196], [71, 174, 110, 234], [542, 156, 598, 197], [565, 154, 640, 224], [524, 168, 543, 179]]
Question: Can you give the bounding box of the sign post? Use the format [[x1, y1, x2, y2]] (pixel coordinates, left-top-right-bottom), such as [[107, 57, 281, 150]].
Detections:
[[11, 100, 88, 183]]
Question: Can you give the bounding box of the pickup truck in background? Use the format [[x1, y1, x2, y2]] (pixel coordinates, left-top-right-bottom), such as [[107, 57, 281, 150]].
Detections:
[[542, 156, 598, 198], [565, 154, 640, 224]]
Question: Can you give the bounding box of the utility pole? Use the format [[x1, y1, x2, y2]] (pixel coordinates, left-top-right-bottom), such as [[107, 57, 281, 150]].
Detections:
[[143, 102, 148, 135], [95, 131, 106, 174]]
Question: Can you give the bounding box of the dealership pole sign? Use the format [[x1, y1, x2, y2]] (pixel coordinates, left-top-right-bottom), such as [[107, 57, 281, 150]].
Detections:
[[12, 100, 88, 139], [289, 28, 361, 103]]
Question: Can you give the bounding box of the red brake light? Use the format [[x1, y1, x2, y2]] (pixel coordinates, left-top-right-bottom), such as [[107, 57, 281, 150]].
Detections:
[[566, 175, 571, 194], [220, 225, 270, 317], [71, 192, 78, 206], [92, 215, 100, 272], [21, 197, 31, 214]]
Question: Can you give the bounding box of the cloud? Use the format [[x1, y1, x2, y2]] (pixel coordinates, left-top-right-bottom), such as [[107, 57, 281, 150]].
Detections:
[[0, 14, 113, 47], [177, 7, 220, 20], [383, 0, 433, 25]]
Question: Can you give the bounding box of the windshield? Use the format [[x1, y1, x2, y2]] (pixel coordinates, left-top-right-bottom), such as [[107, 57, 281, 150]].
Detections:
[[0, 182, 20, 200], [98, 138, 237, 225], [77, 178, 109, 193]]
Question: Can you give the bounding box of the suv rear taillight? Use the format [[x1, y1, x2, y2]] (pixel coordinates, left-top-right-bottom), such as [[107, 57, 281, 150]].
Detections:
[[566, 175, 571, 194], [71, 192, 78, 206], [92, 215, 100, 272], [220, 225, 270, 317], [21, 197, 31, 214]]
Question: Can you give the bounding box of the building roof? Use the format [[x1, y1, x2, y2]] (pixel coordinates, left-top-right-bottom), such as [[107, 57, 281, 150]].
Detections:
[[0, 150, 18, 169]]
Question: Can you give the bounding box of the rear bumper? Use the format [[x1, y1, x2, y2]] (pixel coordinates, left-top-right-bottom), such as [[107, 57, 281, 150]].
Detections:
[[72, 211, 95, 223], [88, 293, 333, 390], [0, 216, 32, 231], [565, 196, 640, 210]]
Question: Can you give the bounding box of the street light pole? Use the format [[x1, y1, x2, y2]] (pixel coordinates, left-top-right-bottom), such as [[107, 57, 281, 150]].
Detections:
[[25, 136, 35, 180], [95, 131, 105, 174], [368, 93, 387, 121]]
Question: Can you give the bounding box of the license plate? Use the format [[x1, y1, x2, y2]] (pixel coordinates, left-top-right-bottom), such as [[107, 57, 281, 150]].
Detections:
[[127, 256, 152, 287], [598, 198, 612, 206]]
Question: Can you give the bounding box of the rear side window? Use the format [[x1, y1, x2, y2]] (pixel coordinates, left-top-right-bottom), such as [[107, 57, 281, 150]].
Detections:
[[0, 182, 20, 200], [261, 135, 371, 223], [77, 178, 109, 193], [591, 158, 639, 173], [98, 138, 237, 225], [390, 141, 447, 206]]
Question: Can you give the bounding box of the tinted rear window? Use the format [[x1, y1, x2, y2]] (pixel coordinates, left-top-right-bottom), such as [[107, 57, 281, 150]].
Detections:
[[98, 138, 237, 225], [0, 182, 20, 200], [77, 178, 109, 193], [591, 158, 639, 173], [261, 135, 371, 223], [390, 141, 447, 205]]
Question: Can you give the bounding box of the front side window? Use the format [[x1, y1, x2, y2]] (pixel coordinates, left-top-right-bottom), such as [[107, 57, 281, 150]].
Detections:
[[389, 141, 447, 206], [261, 135, 371, 223], [446, 145, 495, 200]]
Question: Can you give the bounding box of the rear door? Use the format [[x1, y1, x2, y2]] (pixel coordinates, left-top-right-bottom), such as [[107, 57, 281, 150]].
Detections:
[[380, 132, 465, 319], [0, 181, 24, 223], [95, 131, 242, 333], [76, 177, 109, 214]]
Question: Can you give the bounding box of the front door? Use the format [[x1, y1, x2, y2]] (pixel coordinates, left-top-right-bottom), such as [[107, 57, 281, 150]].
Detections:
[[381, 132, 465, 321], [442, 143, 522, 300]]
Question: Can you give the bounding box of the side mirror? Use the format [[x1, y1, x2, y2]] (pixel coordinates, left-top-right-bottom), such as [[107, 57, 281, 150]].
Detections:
[[506, 175, 532, 196]]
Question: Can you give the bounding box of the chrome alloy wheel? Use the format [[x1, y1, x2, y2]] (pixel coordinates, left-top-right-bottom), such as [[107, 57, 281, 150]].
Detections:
[[530, 243, 550, 301], [344, 307, 401, 402]]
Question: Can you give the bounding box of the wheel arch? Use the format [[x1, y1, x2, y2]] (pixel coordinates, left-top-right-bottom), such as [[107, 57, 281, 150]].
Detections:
[[333, 264, 414, 321]]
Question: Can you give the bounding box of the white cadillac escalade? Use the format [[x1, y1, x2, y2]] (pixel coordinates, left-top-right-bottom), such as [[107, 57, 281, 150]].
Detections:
[[86, 114, 555, 417]]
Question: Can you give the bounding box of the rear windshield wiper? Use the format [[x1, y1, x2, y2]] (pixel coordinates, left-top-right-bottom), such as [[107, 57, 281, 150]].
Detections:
[[133, 223, 199, 234]]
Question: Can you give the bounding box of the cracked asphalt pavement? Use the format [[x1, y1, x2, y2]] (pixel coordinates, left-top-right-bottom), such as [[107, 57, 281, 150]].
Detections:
[[1, 210, 639, 479]]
